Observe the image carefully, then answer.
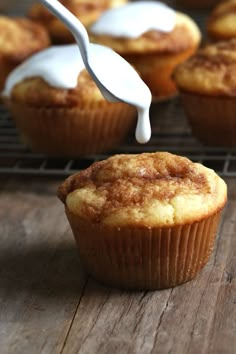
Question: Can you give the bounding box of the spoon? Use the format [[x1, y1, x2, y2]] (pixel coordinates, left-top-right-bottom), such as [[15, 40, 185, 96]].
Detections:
[[38, 0, 126, 102], [37, 0, 152, 143]]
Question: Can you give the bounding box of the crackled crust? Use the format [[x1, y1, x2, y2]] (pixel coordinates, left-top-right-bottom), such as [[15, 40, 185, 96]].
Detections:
[[28, 0, 127, 43], [173, 39, 236, 96], [0, 16, 50, 63], [89, 12, 201, 55], [58, 152, 227, 227], [8, 70, 105, 108], [207, 0, 236, 40]]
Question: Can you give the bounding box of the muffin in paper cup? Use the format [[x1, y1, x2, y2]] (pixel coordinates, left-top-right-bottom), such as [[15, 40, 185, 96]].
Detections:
[[89, 3, 201, 100], [207, 0, 236, 42], [179, 92, 236, 147], [58, 152, 227, 290], [0, 16, 50, 91], [6, 100, 136, 157], [28, 0, 128, 44], [123, 46, 197, 100], [173, 39, 236, 147], [2, 45, 136, 157]]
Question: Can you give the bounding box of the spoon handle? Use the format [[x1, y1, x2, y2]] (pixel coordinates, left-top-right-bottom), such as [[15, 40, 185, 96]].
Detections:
[[38, 0, 90, 63]]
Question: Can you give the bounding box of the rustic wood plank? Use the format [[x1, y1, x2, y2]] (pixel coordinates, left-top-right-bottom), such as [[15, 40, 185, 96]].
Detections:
[[0, 180, 235, 354], [183, 179, 236, 354], [0, 177, 87, 354], [1, 1, 235, 353], [149, 198, 233, 354], [203, 179, 236, 354], [60, 280, 171, 354]]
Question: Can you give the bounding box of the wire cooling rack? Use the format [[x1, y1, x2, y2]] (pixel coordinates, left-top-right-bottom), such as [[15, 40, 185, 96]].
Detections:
[[1, 2, 235, 177], [1, 100, 236, 177]]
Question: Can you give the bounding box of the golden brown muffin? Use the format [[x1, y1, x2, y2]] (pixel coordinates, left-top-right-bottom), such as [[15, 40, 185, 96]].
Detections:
[[58, 152, 227, 290], [3, 47, 136, 157], [0, 16, 50, 91], [207, 0, 236, 41], [173, 39, 236, 146], [28, 0, 128, 43], [90, 11, 201, 100]]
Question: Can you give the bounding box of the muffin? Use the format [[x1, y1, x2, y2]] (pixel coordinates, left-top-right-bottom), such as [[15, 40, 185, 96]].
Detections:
[[0, 15, 50, 91], [58, 152, 227, 290], [2, 45, 136, 157], [207, 0, 236, 41], [89, 1, 201, 100], [173, 39, 236, 147], [28, 0, 128, 44]]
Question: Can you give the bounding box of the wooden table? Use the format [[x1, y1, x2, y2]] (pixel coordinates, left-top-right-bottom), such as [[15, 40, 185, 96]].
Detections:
[[0, 175, 236, 354]]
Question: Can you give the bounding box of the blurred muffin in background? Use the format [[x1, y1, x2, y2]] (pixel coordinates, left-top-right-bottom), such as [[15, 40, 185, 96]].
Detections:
[[2, 45, 136, 157], [28, 0, 128, 43], [89, 1, 201, 100], [207, 0, 236, 41], [175, 0, 221, 9], [0, 15, 50, 91], [173, 39, 236, 147]]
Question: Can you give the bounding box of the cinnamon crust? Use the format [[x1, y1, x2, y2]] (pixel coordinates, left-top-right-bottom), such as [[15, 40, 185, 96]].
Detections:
[[28, 0, 127, 43], [0, 16, 50, 90], [58, 152, 227, 227], [207, 0, 236, 40], [0, 16, 50, 63], [173, 39, 236, 96], [9, 70, 105, 108]]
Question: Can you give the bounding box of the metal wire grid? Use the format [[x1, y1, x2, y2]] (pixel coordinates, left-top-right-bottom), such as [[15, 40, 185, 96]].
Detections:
[[1, 5, 235, 177], [1, 100, 236, 177]]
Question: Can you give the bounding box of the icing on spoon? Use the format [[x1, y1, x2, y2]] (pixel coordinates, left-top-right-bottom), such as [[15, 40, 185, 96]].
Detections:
[[38, 0, 152, 143]]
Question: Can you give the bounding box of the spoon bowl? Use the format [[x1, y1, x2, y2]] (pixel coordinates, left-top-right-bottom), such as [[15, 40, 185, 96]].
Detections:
[[38, 0, 125, 102], [38, 0, 152, 143]]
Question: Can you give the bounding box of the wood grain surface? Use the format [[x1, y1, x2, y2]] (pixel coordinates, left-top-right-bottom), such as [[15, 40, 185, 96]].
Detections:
[[0, 176, 235, 354]]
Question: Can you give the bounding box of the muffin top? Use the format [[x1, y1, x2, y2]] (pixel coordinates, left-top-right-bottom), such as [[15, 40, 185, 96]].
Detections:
[[8, 71, 105, 108], [173, 39, 236, 96], [3, 44, 151, 121], [0, 16, 50, 63], [89, 3, 201, 55], [207, 0, 236, 40], [28, 0, 127, 21], [28, 0, 127, 43], [58, 152, 227, 227], [2, 45, 107, 107]]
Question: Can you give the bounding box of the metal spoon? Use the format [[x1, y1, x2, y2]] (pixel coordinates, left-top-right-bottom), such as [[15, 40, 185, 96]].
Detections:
[[38, 0, 152, 143], [38, 0, 128, 102]]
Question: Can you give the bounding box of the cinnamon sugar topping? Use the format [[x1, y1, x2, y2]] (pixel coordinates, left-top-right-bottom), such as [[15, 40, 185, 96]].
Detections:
[[58, 153, 227, 227], [173, 39, 236, 96]]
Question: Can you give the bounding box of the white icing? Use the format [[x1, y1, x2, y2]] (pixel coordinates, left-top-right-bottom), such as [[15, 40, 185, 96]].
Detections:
[[87, 43, 152, 143], [3, 45, 85, 96], [90, 1, 176, 38], [3, 9, 152, 144], [3, 44, 151, 144]]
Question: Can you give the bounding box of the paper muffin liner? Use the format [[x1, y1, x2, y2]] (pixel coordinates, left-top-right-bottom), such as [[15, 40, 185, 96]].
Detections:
[[65, 207, 222, 290], [6, 100, 136, 157], [180, 91, 236, 147], [124, 47, 197, 100]]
